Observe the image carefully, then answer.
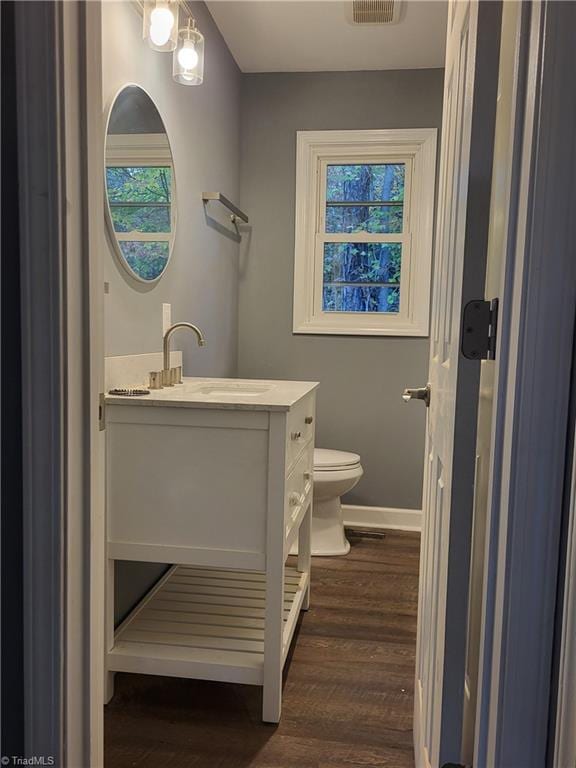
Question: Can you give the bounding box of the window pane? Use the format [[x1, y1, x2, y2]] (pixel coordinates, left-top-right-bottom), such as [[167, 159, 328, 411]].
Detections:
[[119, 241, 169, 281], [326, 163, 405, 203], [326, 204, 403, 234], [106, 166, 172, 204], [323, 285, 400, 313], [323, 243, 401, 284], [110, 204, 171, 233]]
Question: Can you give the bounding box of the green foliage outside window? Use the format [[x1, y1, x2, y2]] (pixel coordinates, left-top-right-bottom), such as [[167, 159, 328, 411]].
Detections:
[[119, 241, 170, 281], [323, 164, 405, 313], [106, 166, 172, 281], [107, 166, 172, 205], [326, 204, 403, 234], [326, 163, 405, 203]]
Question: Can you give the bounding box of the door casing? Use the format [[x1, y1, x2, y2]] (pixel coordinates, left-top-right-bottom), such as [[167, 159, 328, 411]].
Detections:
[[15, 1, 105, 764], [16, 0, 576, 765], [461, 2, 524, 761], [475, 2, 576, 766]]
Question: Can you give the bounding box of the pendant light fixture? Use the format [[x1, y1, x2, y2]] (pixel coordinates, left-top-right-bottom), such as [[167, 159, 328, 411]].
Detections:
[[173, 17, 204, 85], [143, 0, 179, 52]]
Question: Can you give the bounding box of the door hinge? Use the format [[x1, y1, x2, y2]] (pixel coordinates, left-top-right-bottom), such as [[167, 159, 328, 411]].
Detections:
[[461, 298, 499, 360], [99, 392, 106, 431]]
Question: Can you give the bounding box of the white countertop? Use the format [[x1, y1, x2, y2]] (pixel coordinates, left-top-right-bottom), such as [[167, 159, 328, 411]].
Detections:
[[105, 376, 319, 412]]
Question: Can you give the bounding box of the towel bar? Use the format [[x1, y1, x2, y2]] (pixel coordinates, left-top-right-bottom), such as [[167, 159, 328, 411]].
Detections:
[[202, 192, 249, 224]]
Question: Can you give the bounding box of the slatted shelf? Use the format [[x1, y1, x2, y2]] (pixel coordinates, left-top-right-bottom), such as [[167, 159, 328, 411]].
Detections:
[[108, 564, 309, 686]]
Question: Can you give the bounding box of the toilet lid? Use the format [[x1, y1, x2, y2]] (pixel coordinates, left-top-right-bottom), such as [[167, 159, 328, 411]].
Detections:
[[314, 448, 361, 470]]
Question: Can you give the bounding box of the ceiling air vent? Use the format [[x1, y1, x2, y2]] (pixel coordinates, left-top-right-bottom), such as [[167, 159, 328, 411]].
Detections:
[[351, 0, 403, 25]]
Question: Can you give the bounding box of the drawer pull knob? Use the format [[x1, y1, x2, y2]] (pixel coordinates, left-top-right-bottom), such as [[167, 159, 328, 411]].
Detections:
[[291, 431, 302, 440], [304, 471, 312, 480], [305, 416, 314, 424], [289, 492, 304, 507]]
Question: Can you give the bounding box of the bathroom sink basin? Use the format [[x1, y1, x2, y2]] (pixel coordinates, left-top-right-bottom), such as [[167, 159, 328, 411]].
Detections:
[[189, 383, 273, 397]]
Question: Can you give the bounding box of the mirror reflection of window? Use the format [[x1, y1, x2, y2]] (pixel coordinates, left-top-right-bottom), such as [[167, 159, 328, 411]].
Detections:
[[104, 86, 176, 283]]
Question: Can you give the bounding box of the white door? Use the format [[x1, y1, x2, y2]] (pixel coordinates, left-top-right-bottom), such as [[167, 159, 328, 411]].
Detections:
[[408, 2, 502, 766]]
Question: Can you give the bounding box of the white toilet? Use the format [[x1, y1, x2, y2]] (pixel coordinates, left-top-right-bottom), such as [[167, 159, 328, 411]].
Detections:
[[309, 448, 363, 556]]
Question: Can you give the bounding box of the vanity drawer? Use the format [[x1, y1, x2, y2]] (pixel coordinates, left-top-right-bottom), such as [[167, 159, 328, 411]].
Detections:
[[284, 443, 313, 538], [286, 393, 316, 471]]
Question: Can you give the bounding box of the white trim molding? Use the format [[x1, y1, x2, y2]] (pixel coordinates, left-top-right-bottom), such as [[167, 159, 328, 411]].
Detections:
[[343, 504, 422, 532], [293, 128, 437, 337], [105, 132, 172, 165]]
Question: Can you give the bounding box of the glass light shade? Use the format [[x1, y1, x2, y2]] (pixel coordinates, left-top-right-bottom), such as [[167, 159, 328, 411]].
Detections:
[[173, 22, 204, 85], [143, 1, 179, 52]]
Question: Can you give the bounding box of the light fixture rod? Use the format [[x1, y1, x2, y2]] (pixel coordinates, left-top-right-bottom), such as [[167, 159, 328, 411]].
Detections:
[[133, 0, 195, 22]]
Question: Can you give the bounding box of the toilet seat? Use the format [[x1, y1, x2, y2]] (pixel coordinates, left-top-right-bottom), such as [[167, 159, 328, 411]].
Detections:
[[314, 448, 361, 471]]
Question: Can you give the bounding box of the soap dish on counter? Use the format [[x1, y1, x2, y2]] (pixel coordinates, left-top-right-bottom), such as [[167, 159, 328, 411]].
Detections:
[[108, 388, 150, 397]]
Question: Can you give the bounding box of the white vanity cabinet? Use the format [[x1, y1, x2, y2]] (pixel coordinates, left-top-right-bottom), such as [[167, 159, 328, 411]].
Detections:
[[105, 378, 317, 723]]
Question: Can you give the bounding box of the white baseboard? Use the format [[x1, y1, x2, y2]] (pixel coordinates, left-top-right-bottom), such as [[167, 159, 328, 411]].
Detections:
[[343, 504, 422, 532]]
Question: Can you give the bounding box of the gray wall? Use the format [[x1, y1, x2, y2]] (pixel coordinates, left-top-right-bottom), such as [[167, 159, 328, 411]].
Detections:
[[238, 70, 444, 510], [103, 0, 240, 379], [102, 1, 241, 622]]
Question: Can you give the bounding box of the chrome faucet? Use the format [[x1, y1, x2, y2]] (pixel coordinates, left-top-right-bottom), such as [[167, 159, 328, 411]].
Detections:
[[162, 322, 206, 384]]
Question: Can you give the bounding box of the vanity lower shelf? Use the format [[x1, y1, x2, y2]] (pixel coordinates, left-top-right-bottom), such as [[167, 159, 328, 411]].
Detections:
[[108, 563, 310, 686]]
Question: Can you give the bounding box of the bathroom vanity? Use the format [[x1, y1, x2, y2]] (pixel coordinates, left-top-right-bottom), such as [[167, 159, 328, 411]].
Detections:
[[105, 377, 318, 722]]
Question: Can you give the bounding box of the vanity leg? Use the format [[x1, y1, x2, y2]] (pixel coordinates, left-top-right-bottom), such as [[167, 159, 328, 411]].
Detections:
[[262, 412, 289, 724], [262, 559, 284, 724], [298, 502, 312, 611], [104, 558, 115, 704]]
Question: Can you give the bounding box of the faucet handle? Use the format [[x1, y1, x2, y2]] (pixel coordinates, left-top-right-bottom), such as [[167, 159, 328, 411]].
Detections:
[[149, 371, 163, 390], [168, 366, 183, 385]]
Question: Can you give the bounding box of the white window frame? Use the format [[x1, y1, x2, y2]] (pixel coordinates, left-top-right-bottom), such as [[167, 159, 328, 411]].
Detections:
[[293, 129, 437, 336]]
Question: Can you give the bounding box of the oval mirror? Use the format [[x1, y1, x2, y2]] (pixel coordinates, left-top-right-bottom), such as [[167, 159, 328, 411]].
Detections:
[[104, 85, 176, 282]]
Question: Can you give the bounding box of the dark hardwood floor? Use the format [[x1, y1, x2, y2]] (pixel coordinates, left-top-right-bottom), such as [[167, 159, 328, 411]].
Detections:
[[105, 529, 420, 768]]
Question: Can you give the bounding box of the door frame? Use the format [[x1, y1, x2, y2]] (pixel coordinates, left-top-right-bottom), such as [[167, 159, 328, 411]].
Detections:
[[83, 2, 106, 764], [14, 0, 576, 765], [15, 2, 65, 761], [474, 2, 576, 766], [15, 1, 105, 764], [553, 420, 576, 768]]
